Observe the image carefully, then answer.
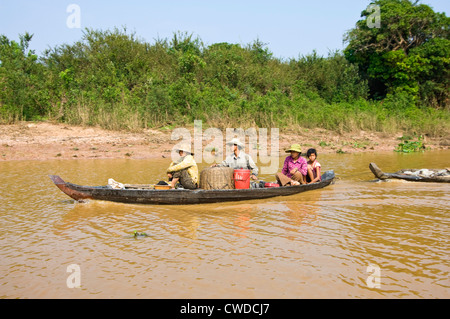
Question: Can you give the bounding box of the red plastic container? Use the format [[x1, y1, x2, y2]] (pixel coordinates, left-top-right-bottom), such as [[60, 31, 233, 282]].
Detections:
[[234, 169, 251, 189], [264, 182, 280, 188]]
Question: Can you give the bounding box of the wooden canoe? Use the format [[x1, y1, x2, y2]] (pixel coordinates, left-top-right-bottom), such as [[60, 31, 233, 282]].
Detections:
[[49, 170, 335, 205], [369, 163, 450, 183]]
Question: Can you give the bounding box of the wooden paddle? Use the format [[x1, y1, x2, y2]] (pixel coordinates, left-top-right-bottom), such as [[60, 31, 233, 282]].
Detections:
[[124, 183, 172, 190], [123, 184, 155, 189]]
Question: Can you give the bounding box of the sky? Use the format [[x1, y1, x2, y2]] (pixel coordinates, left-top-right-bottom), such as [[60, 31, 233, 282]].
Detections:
[[1, 0, 449, 60]]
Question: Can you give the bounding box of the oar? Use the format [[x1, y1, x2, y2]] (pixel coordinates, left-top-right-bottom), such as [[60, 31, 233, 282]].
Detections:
[[124, 183, 172, 190], [123, 183, 155, 189], [109, 178, 171, 189]]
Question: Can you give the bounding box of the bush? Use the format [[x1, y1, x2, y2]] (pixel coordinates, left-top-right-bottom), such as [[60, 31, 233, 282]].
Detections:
[[0, 28, 448, 137]]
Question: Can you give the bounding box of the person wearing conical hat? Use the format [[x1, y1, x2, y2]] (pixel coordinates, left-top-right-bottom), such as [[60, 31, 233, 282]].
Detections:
[[275, 144, 307, 186], [213, 138, 258, 180], [167, 144, 199, 189]]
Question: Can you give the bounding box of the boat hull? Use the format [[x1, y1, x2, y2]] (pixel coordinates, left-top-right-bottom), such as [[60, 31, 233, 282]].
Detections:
[[369, 163, 450, 183], [49, 171, 335, 205]]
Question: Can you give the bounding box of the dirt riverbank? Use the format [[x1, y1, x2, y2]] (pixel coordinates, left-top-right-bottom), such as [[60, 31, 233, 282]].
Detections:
[[1, 122, 449, 161]]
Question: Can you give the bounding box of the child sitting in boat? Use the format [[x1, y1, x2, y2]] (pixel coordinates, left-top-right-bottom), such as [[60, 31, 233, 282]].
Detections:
[[306, 148, 321, 184]]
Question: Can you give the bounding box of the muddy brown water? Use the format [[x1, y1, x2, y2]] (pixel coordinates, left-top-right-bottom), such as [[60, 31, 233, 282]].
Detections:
[[0, 151, 449, 298]]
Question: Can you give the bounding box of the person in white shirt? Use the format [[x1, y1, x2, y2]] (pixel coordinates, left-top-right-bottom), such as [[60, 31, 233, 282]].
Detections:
[[213, 138, 258, 180]]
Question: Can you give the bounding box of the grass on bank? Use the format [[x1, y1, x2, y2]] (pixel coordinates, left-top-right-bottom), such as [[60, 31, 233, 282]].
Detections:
[[2, 97, 448, 138]]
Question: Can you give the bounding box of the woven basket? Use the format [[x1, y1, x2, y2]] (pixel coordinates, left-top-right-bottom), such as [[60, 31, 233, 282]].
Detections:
[[199, 167, 235, 190]]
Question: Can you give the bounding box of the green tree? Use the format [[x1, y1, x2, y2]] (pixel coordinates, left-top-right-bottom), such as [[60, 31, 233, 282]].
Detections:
[[168, 32, 205, 82], [344, 0, 449, 107], [203, 42, 245, 89], [292, 50, 368, 103], [0, 33, 50, 121]]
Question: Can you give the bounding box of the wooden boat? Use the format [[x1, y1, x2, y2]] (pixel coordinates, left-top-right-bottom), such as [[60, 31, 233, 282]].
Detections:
[[369, 163, 450, 183], [49, 170, 335, 205]]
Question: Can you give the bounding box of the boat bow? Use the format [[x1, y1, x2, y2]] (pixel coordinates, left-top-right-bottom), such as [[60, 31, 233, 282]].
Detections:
[[49, 175, 93, 201]]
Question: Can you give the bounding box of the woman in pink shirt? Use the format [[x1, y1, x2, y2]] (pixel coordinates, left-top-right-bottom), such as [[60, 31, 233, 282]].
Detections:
[[276, 144, 308, 186]]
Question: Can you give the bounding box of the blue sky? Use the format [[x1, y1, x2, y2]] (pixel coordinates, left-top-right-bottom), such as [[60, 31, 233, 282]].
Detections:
[[1, 0, 449, 60]]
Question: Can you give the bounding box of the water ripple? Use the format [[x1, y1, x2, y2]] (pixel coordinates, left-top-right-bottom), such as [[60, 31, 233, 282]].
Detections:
[[1, 153, 449, 298]]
